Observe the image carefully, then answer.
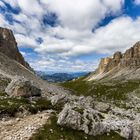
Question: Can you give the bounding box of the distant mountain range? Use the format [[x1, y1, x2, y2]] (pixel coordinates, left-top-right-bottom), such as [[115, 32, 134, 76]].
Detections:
[[36, 71, 89, 83]]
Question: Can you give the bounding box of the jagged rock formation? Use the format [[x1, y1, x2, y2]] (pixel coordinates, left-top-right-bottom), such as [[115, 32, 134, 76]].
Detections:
[[120, 42, 140, 68], [57, 104, 133, 139], [52, 91, 140, 139], [0, 27, 32, 70], [98, 42, 140, 73], [95, 57, 112, 74], [87, 41, 140, 81]]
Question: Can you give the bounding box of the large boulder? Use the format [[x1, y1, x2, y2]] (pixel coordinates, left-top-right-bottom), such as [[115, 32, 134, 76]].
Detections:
[[5, 77, 41, 98], [57, 104, 82, 130], [94, 102, 110, 112], [57, 104, 132, 138]]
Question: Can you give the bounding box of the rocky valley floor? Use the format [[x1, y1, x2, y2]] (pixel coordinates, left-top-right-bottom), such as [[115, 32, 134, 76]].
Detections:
[[0, 111, 52, 140], [0, 81, 140, 140]]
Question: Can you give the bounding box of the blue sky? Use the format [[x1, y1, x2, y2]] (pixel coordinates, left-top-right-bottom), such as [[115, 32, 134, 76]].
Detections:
[[0, 0, 140, 72]]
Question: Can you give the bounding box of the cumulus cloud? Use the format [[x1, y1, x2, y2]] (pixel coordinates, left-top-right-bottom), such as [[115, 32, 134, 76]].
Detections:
[[35, 16, 140, 57], [89, 16, 140, 54], [0, 0, 139, 72], [41, 0, 124, 30], [29, 55, 98, 72], [3, 0, 18, 7], [0, 1, 5, 7], [134, 0, 140, 5]]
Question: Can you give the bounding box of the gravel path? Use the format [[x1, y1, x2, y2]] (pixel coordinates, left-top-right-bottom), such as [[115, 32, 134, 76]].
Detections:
[[0, 111, 52, 140]]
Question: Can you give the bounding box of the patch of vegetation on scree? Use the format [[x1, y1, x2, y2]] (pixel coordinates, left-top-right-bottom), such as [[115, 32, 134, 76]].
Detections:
[[30, 115, 125, 140], [60, 78, 140, 101]]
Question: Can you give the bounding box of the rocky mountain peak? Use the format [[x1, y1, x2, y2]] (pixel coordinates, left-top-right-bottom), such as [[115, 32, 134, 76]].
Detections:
[[0, 27, 32, 70], [95, 41, 140, 75], [125, 41, 140, 58], [113, 51, 122, 60]]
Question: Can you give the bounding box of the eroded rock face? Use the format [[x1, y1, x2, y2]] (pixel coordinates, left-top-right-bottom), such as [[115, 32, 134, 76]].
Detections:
[[120, 42, 140, 68], [94, 41, 140, 75], [57, 104, 133, 139], [96, 58, 112, 74], [0, 27, 32, 70], [5, 77, 41, 98], [106, 51, 122, 71], [113, 51, 122, 60]]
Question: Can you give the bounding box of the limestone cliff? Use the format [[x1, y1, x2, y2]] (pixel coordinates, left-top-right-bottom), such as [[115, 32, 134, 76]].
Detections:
[[0, 27, 32, 70], [120, 42, 140, 68], [87, 41, 140, 81], [95, 57, 112, 74], [95, 42, 140, 74]]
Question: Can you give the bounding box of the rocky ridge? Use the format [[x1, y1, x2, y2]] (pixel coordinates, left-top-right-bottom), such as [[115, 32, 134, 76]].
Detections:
[[87, 42, 140, 81]]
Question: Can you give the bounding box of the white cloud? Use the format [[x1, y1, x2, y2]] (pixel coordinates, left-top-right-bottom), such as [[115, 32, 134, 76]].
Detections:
[[103, 0, 124, 14], [0, 14, 7, 25], [0, 1, 5, 7], [91, 16, 140, 54], [3, 0, 18, 7], [34, 16, 140, 57], [41, 0, 124, 30], [17, 0, 44, 16], [29, 55, 98, 72], [15, 34, 38, 48], [134, 0, 140, 5]]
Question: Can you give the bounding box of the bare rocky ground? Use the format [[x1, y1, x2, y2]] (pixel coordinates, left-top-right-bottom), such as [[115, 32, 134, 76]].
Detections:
[[0, 49, 72, 140], [0, 27, 73, 140], [0, 110, 52, 140]]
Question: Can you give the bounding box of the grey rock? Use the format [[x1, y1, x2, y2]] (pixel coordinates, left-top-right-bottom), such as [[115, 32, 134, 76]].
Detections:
[[132, 114, 140, 140], [110, 107, 137, 120], [120, 126, 133, 139], [94, 102, 110, 112], [5, 77, 41, 98], [57, 104, 82, 130], [50, 93, 69, 105], [57, 103, 133, 139]]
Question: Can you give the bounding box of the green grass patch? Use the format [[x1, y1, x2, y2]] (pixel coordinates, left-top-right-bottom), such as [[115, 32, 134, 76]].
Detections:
[[0, 97, 54, 117], [30, 115, 125, 140], [0, 92, 7, 96], [60, 79, 140, 101]]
